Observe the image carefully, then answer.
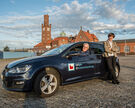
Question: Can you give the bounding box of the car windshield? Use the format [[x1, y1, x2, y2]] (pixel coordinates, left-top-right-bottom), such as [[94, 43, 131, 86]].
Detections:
[[42, 43, 73, 56]]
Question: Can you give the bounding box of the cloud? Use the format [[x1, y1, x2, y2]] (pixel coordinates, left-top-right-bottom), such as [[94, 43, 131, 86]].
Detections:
[[0, 40, 36, 50], [0, 0, 135, 49], [0, 15, 42, 24], [43, 0, 135, 38], [0, 14, 43, 41], [44, 0, 96, 34], [93, 0, 135, 24]]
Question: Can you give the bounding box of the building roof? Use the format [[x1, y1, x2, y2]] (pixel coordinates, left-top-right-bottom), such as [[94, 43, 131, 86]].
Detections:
[[68, 36, 76, 43], [83, 31, 98, 41], [113, 39, 135, 43], [46, 40, 52, 44], [34, 40, 52, 47], [54, 37, 69, 41], [34, 42, 44, 47]]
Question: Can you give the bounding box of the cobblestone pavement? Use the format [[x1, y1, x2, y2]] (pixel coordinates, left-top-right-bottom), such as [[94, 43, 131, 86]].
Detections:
[[0, 56, 135, 108]]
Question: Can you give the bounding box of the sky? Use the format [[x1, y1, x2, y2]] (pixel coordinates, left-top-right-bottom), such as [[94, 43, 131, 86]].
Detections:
[[0, 0, 135, 50]]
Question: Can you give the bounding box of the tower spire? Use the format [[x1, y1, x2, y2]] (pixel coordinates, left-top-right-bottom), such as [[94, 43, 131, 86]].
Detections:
[[80, 26, 82, 30]]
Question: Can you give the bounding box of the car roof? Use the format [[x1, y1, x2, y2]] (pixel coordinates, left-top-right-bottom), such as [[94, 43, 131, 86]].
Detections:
[[72, 41, 103, 45]]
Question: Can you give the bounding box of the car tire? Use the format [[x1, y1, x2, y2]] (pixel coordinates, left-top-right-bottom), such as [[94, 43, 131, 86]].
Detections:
[[34, 70, 60, 97], [115, 65, 120, 78]]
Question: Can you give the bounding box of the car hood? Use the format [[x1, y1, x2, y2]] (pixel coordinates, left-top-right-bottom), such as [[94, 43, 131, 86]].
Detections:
[[7, 55, 54, 68]]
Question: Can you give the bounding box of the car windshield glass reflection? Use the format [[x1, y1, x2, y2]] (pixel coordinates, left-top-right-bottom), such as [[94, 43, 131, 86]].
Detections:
[[42, 43, 73, 56]]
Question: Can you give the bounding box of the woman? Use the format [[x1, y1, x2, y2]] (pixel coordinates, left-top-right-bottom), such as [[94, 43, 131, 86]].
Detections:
[[104, 33, 120, 84]]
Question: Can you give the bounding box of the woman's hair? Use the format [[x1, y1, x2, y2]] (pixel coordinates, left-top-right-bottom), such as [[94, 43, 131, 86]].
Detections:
[[108, 33, 115, 38]]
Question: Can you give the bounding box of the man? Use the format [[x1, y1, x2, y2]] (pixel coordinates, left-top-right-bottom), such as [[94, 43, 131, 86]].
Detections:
[[104, 33, 120, 84], [80, 43, 90, 56]]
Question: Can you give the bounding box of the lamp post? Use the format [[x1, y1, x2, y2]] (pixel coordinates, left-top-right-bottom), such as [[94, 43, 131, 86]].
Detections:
[[125, 39, 127, 56]]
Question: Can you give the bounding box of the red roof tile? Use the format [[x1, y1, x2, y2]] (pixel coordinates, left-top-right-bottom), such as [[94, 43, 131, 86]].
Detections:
[[83, 31, 98, 41], [46, 40, 52, 44], [54, 37, 68, 41], [34, 42, 44, 47]]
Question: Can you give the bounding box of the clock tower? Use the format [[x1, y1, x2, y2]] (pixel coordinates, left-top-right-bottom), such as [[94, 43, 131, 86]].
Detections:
[[42, 15, 51, 44]]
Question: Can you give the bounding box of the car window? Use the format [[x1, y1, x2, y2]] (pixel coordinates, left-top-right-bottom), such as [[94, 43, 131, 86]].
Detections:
[[65, 43, 91, 56], [90, 43, 104, 54], [69, 44, 83, 52], [42, 43, 73, 56]]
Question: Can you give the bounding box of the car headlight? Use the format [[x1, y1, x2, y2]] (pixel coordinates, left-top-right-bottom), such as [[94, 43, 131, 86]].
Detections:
[[8, 65, 32, 74]]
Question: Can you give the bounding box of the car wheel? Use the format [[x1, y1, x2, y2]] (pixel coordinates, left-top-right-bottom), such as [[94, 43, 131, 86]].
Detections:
[[34, 70, 60, 97], [115, 65, 120, 78]]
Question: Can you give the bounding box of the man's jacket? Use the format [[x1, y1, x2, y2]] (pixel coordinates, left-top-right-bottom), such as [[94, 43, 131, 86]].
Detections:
[[80, 50, 90, 56], [103, 40, 118, 57]]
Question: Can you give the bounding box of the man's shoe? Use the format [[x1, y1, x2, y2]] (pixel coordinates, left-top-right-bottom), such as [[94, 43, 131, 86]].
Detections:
[[116, 80, 120, 84], [112, 81, 117, 84], [112, 80, 120, 84]]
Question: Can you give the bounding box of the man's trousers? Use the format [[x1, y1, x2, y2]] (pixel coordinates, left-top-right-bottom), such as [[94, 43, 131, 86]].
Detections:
[[105, 56, 117, 82]]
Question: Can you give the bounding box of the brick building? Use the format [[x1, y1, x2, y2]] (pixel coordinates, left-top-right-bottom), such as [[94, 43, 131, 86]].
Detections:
[[114, 39, 135, 55], [33, 15, 99, 54], [52, 37, 69, 48], [33, 14, 135, 56], [74, 27, 99, 42], [51, 31, 69, 48], [34, 15, 52, 53]]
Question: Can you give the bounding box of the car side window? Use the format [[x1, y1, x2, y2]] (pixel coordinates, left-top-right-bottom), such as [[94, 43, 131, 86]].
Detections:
[[90, 44, 104, 54], [69, 44, 83, 53], [64, 43, 91, 57]]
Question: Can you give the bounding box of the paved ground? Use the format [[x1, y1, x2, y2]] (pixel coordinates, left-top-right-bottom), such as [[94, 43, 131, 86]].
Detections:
[[0, 56, 135, 108]]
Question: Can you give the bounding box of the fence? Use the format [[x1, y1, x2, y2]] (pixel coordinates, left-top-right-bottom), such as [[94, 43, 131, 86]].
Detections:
[[0, 51, 36, 59]]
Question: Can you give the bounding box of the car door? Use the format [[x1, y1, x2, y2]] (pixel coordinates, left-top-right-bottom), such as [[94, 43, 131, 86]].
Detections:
[[90, 43, 106, 76], [64, 43, 96, 82], [74, 53, 96, 78]]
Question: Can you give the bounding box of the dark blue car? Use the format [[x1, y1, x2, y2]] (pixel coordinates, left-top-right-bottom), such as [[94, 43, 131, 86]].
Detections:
[[1, 42, 120, 97]]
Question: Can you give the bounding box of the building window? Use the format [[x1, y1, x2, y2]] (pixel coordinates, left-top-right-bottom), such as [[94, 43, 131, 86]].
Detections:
[[117, 46, 120, 52], [80, 36, 82, 38], [124, 46, 130, 53], [47, 27, 50, 31], [43, 27, 45, 31], [53, 44, 57, 47], [46, 46, 51, 49]]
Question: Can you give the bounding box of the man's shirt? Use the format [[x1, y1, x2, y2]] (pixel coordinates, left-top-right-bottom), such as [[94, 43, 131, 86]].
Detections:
[[80, 50, 90, 56]]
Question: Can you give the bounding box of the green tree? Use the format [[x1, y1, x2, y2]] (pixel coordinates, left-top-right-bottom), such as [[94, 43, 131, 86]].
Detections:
[[3, 46, 10, 52]]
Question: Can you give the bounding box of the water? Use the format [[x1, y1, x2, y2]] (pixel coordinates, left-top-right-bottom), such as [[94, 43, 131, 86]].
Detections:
[[1, 52, 36, 59]]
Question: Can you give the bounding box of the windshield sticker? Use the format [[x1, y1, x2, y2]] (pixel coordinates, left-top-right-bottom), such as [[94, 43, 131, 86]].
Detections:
[[68, 63, 75, 71]]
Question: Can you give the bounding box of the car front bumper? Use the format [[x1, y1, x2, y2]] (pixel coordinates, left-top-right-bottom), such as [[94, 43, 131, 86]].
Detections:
[[1, 70, 33, 92]]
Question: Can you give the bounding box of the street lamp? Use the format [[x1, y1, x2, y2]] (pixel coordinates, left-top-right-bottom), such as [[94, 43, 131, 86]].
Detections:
[[125, 39, 127, 56]]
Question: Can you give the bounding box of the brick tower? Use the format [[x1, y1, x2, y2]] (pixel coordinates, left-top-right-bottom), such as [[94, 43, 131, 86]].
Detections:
[[42, 15, 51, 44]]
